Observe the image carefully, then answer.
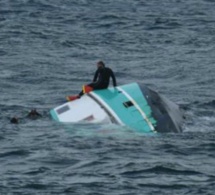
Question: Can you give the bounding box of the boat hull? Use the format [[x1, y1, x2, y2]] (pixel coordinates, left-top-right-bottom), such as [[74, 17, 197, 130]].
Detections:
[[50, 83, 183, 133]]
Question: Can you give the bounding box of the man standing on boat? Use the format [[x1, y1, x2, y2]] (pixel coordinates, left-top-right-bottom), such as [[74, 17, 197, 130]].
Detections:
[[67, 61, 117, 101]]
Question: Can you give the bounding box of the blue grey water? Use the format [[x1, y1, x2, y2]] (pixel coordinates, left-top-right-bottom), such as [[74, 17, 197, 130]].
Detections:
[[0, 0, 215, 194]]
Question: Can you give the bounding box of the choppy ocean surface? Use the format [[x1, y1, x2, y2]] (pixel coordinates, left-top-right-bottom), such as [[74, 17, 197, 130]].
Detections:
[[0, 0, 215, 194]]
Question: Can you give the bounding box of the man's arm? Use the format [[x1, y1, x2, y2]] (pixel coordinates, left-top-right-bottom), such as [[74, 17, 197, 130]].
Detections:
[[93, 69, 99, 82], [110, 69, 117, 87]]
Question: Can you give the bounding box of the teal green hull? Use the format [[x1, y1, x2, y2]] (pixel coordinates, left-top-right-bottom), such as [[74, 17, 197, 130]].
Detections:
[[92, 83, 157, 133]]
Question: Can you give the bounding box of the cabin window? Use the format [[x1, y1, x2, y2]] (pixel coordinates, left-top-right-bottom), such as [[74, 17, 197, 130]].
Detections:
[[57, 105, 70, 115], [83, 115, 94, 121], [123, 101, 134, 108]]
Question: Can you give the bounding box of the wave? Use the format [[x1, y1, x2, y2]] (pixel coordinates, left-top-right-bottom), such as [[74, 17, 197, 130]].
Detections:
[[200, 100, 215, 108], [0, 149, 30, 158], [120, 165, 202, 177]]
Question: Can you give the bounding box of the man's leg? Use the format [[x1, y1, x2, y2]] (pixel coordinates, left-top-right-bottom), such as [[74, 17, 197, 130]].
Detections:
[[67, 82, 103, 102], [79, 83, 95, 97]]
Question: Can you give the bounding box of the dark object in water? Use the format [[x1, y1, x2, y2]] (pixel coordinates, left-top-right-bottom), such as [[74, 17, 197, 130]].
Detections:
[[27, 109, 42, 119], [10, 117, 19, 124]]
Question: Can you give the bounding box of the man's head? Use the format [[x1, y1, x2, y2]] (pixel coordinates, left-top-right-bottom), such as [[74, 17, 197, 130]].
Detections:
[[10, 117, 19, 124], [97, 61, 105, 68]]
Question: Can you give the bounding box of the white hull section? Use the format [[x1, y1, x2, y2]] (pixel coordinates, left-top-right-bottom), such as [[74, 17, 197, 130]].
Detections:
[[52, 95, 111, 123]]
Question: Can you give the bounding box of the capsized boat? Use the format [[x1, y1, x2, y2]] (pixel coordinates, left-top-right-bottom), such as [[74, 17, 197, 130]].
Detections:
[[50, 83, 183, 133]]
